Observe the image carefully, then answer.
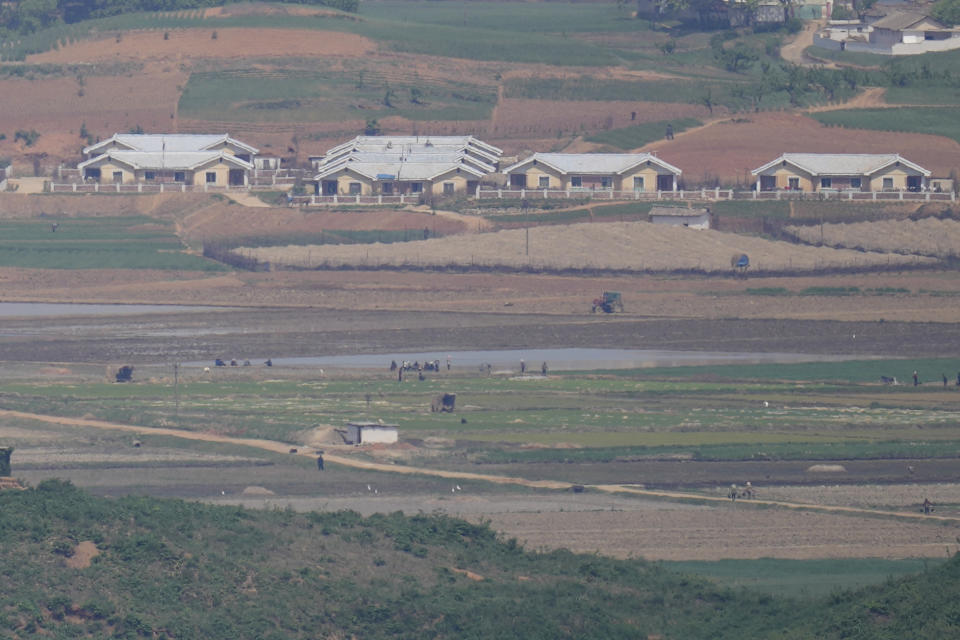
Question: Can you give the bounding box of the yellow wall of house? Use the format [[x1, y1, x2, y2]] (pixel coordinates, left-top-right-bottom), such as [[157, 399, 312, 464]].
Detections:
[[94, 162, 135, 184], [757, 168, 815, 191], [193, 161, 234, 187], [512, 165, 676, 191], [515, 165, 564, 189], [868, 167, 917, 191], [618, 167, 675, 191], [324, 172, 375, 195], [429, 172, 471, 195]]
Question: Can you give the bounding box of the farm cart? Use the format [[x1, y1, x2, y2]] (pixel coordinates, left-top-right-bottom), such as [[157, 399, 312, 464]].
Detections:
[[592, 291, 624, 313]]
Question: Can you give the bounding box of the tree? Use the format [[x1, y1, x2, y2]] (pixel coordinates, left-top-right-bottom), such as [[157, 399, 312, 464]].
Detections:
[[364, 119, 381, 135], [11, 0, 58, 33], [932, 0, 960, 26], [699, 88, 714, 115], [383, 89, 396, 108]]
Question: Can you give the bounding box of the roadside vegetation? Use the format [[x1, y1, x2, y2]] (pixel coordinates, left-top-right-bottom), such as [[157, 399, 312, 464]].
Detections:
[[1, 477, 960, 638]]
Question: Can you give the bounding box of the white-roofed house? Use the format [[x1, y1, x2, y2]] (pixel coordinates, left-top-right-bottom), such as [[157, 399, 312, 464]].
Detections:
[[313, 135, 502, 197], [502, 153, 681, 193], [868, 12, 960, 53], [78, 134, 258, 187], [751, 153, 930, 193]]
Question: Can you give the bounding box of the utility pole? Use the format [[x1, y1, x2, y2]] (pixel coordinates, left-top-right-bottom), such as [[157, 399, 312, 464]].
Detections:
[[173, 362, 180, 418]]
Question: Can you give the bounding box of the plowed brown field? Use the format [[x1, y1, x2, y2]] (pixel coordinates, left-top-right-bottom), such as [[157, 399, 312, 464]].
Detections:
[[638, 112, 960, 186], [27, 28, 374, 64]]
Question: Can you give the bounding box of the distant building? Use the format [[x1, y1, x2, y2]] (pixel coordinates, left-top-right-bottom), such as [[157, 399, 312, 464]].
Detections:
[[313, 135, 502, 197], [345, 422, 399, 445], [815, 11, 960, 54], [503, 153, 681, 192], [751, 153, 930, 192], [649, 206, 711, 229], [78, 134, 258, 187]]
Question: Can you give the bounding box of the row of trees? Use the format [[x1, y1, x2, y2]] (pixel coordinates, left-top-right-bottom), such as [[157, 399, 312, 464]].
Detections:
[[0, 0, 358, 35]]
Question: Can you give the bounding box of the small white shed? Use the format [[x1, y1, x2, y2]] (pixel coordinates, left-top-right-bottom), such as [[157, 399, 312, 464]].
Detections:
[[345, 422, 399, 445], [649, 206, 711, 230]]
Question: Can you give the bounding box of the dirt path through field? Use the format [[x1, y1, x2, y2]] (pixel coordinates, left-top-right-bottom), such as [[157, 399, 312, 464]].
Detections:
[[807, 87, 889, 112], [780, 19, 827, 67], [4, 409, 958, 525]]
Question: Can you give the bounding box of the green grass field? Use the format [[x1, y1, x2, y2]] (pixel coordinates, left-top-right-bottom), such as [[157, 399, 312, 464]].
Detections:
[[812, 107, 960, 144], [0, 217, 227, 270], [179, 68, 496, 123], [585, 118, 702, 149], [4, 357, 960, 458]]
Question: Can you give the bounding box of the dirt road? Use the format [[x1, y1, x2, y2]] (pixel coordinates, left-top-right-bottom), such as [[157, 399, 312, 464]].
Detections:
[[4, 409, 956, 526]]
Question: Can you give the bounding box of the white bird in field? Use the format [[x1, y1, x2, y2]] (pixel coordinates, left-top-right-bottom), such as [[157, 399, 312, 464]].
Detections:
[[452, 487, 456, 493], [456, 485, 461, 491], [366, 484, 372, 492]]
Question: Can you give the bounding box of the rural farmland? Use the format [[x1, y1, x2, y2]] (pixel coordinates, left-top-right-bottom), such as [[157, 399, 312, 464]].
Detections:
[[239, 220, 937, 272]]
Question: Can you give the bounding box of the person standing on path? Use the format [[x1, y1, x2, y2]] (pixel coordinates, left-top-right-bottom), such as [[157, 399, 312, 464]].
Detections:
[[520, 359, 525, 374], [913, 370, 919, 387]]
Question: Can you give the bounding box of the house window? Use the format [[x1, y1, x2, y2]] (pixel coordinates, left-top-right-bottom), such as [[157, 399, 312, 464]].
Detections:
[[381, 182, 393, 195], [883, 177, 894, 190], [411, 182, 423, 193], [601, 177, 612, 188], [633, 176, 644, 191], [850, 177, 862, 189], [348, 182, 361, 195], [443, 182, 455, 194], [144, 171, 155, 181], [206, 172, 217, 184], [112, 171, 123, 183], [571, 176, 582, 188], [788, 177, 799, 190], [174, 171, 185, 183], [539, 176, 550, 188], [820, 177, 832, 189]]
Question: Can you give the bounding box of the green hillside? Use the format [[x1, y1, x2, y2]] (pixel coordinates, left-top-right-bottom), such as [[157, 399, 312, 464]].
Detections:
[[2, 481, 959, 639]]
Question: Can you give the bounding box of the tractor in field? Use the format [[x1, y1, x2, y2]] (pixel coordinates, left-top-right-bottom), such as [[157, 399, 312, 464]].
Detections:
[[592, 291, 624, 314]]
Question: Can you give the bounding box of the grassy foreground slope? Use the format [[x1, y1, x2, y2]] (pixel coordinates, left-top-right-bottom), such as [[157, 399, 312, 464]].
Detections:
[[2, 481, 960, 639]]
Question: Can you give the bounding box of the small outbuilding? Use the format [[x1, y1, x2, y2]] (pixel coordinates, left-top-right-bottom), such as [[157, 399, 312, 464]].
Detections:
[[649, 206, 711, 229], [344, 422, 399, 445]]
